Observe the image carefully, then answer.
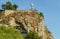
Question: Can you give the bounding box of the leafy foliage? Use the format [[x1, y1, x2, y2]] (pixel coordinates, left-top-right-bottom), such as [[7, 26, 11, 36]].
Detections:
[[25, 31, 42, 39], [0, 24, 43, 39], [0, 25, 24, 39], [40, 12, 44, 18], [2, 1, 18, 10], [13, 4, 18, 10]]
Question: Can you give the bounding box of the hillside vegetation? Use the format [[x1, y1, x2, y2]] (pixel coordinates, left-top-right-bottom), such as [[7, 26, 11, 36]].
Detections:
[[0, 24, 24, 39], [0, 24, 43, 39]]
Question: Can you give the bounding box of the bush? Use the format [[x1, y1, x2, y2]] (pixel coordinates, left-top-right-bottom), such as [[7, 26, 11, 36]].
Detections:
[[0, 24, 43, 39], [40, 12, 44, 18], [25, 31, 42, 39], [0, 25, 24, 39]]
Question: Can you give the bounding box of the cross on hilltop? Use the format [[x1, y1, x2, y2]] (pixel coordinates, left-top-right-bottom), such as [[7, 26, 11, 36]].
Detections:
[[31, 3, 34, 10]]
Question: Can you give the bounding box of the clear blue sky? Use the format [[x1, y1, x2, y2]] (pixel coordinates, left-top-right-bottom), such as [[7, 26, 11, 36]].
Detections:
[[0, 0, 60, 39]]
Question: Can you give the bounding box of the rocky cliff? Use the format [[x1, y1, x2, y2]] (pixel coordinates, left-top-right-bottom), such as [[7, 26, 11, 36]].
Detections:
[[0, 10, 53, 39]]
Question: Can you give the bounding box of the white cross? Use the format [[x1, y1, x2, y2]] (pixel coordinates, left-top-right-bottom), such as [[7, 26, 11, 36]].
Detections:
[[31, 3, 34, 10]]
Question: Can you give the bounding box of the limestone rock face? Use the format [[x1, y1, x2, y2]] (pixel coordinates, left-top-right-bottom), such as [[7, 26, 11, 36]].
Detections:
[[0, 10, 53, 39]]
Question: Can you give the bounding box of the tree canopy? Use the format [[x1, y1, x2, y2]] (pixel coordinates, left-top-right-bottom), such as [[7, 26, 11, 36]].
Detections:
[[2, 1, 18, 10]]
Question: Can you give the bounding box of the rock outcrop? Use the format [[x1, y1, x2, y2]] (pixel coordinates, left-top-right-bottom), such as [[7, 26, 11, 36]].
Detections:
[[0, 10, 53, 39]]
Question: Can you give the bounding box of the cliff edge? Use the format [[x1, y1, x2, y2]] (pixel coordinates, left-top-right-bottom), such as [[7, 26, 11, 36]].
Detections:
[[0, 10, 53, 39]]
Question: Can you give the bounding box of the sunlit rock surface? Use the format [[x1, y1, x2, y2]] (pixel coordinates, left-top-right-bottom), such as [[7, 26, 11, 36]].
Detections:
[[0, 10, 53, 39]]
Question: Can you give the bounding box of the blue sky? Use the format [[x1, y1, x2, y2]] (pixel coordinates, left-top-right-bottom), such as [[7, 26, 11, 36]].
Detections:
[[0, 0, 60, 39]]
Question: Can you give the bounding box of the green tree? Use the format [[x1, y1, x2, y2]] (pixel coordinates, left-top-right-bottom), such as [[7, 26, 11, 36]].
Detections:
[[2, 4, 6, 10], [13, 4, 18, 10], [6, 1, 12, 10], [2, 1, 18, 10]]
